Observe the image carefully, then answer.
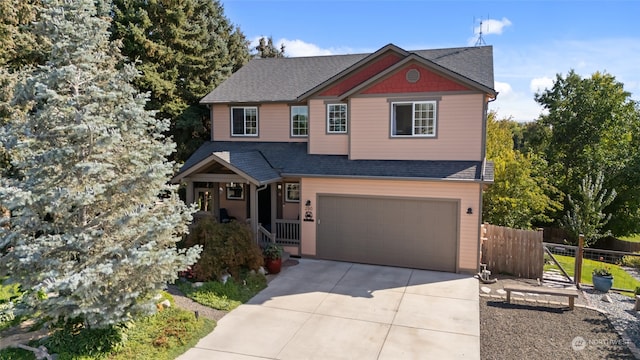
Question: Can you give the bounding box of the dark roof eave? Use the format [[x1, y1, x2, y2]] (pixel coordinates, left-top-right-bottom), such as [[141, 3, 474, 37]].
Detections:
[[200, 98, 299, 105], [280, 173, 485, 182]]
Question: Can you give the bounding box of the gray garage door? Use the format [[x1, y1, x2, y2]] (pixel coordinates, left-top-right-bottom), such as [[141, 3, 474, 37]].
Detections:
[[317, 195, 458, 272]]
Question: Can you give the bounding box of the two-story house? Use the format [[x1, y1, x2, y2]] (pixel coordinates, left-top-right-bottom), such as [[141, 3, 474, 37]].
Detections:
[[172, 44, 496, 274]]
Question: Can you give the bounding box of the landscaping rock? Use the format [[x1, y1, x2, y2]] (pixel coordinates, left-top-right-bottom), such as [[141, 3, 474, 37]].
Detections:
[[193, 282, 204, 288], [481, 286, 491, 294], [601, 294, 612, 303], [160, 299, 171, 308], [496, 289, 507, 295]]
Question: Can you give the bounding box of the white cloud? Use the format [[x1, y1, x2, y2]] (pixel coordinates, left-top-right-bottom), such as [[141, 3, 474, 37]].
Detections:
[[529, 77, 554, 93], [249, 36, 360, 57], [277, 38, 335, 57], [468, 17, 512, 45], [494, 81, 513, 97], [492, 37, 640, 122], [490, 81, 544, 122], [475, 17, 512, 36]]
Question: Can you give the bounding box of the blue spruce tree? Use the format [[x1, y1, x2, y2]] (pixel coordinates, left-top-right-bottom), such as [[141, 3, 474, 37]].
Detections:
[[0, 0, 200, 327]]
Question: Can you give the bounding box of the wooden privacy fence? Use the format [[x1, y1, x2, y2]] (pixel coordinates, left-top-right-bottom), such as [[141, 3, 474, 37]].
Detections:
[[481, 224, 544, 279]]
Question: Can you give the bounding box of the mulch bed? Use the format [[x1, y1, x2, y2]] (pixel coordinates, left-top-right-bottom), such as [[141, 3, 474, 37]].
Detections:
[[480, 297, 635, 359]]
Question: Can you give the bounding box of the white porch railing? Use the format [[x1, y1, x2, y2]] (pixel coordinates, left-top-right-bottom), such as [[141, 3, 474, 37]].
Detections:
[[275, 219, 300, 246], [258, 224, 275, 247]]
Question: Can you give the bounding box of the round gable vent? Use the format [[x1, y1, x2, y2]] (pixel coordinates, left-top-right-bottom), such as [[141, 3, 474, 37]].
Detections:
[[406, 69, 420, 83]]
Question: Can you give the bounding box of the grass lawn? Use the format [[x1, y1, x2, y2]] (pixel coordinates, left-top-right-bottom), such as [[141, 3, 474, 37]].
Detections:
[[0, 292, 215, 360], [544, 254, 640, 293], [177, 273, 267, 311], [0, 277, 24, 332], [618, 234, 640, 243]]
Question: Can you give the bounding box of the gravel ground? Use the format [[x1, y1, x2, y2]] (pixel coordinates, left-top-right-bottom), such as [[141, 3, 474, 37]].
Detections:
[[480, 296, 635, 359], [479, 271, 639, 359], [166, 284, 228, 321]]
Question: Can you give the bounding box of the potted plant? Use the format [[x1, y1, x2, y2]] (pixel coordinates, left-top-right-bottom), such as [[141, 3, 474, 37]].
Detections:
[[592, 259, 613, 292], [263, 243, 283, 274]]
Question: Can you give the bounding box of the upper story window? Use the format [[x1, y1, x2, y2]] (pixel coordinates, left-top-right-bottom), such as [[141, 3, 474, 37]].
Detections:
[[291, 106, 308, 137], [231, 106, 258, 136], [391, 101, 436, 137], [327, 104, 347, 133]]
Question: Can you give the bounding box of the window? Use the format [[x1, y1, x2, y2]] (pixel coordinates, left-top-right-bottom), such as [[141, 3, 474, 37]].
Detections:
[[285, 183, 300, 202], [226, 183, 245, 200], [231, 107, 258, 136], [391, 101, 436, 137], [291, 106, 308, 137], [196, 189, 213, 212], [327, 104, 347, 133]]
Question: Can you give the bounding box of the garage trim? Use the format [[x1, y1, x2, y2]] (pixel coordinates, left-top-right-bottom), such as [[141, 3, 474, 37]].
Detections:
[[316, 193, 460, 272]]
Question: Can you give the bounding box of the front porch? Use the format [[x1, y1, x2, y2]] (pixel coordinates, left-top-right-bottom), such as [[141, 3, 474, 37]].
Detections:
[[173, 149, 302, 255]]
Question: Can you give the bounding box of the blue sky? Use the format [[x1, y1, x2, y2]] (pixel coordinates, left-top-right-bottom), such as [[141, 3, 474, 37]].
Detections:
[[221, 0, 639, 122]]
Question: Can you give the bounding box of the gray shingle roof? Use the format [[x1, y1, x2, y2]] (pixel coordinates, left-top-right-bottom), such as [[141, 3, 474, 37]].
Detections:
[[212, 150, 281, 184], [200, 54, 367, 103], [176, 142, 492, 183], [200, 45, 495, 104]]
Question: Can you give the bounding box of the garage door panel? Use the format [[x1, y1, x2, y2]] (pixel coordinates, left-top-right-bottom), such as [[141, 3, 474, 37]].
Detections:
[[317, 195, 457, 272]]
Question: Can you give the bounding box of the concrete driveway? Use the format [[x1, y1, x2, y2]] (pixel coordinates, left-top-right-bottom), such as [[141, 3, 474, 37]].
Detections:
[[177, 259, 479, 359]]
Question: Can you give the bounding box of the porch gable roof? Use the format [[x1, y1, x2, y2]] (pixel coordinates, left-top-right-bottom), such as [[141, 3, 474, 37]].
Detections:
[[172, 146, 281, 185], [173, 142, 494, 183]]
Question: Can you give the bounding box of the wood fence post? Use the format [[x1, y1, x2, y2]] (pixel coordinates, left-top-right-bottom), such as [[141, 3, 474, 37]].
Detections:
[[574, 234, 584, 289]]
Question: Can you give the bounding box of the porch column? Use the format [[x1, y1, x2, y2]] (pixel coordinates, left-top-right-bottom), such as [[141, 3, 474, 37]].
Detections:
[[271, 184, 277, 231], [185, 181, 194, 205], [213, 182, 220, 220], [249, 183, 258, 238]]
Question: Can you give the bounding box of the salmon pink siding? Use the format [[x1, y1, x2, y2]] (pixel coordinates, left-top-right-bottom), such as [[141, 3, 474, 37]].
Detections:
[[211, 104, 307, 142], [308, 99, 348, 155], [300, 177, 482, 273], [349, 94, 485, 161], [282, 201, 300, 220], [219, 191, 247, 221]]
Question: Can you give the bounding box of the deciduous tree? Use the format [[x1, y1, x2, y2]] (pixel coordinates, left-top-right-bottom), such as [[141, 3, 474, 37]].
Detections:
[[534, 70, 640, 235], [483, 112, 561, 229]]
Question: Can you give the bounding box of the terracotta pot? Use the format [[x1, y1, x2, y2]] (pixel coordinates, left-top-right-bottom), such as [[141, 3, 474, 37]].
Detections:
[[265, 258, 282, 274]]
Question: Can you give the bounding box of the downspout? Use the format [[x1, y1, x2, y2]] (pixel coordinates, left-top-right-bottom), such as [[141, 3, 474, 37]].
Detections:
[[477, 92, 498, 273]]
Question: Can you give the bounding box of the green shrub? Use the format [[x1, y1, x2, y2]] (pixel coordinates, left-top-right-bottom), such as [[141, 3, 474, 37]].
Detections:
[[182, 218, 263, 280], [44, 318, 128, 358], [621, 253, 640, 268]]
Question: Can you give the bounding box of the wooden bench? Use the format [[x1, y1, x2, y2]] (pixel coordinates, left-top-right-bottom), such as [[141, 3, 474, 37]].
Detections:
[[503, 284, 579, 310]]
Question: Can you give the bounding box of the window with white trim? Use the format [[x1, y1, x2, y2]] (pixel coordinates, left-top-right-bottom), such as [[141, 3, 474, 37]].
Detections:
[[291, 106, 308, 137], [327, 104, 347, 133], [391, 101, 436, 137], [285, 183, 300, 202], [231, 106, 258, 136]]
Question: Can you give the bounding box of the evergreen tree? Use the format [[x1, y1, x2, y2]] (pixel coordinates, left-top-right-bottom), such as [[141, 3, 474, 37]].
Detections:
[[0, 0, 48, 69], [0, 0, 200, 328], [561, 171, 616, 246], [253, 36, 285, 58], [111, 0, 250, 161], [0, 0, 49, 175]]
